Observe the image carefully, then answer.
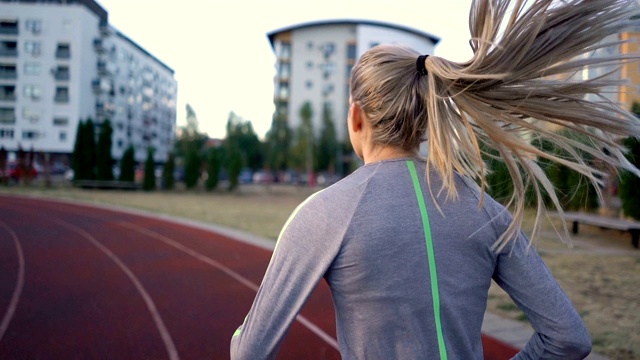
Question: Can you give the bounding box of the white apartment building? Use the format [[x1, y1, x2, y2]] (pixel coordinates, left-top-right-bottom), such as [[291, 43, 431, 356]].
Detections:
[[267, 20, 439, 141], [0, 0, 177, 164]]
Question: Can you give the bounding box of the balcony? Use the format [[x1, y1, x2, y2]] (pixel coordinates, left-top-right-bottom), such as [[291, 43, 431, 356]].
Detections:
[[0, 69, 17, 79], [54, 70, 70, 81], [0, 87, 16, 101], [0, 22, 18, 36], [97, 61, 111, 76], [0, 110, 16, 124], [0, 48, 17, 57], [99, 21, 111, 36], [93, 38, 105, 53], [54, 94, 69, 103], [92, 79, 102, 93], [55, 48, 71, 59]]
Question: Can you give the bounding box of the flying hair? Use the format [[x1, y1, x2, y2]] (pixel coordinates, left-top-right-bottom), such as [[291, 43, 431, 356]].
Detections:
[[349, 0, 640, 251]]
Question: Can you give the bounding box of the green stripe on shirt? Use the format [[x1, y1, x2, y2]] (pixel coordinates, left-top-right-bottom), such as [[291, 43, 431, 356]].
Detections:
[[406, 160, 448, 360]]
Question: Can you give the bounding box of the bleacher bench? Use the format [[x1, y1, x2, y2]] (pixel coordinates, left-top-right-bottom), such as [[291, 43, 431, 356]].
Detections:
[[554, 211, 640, 249]]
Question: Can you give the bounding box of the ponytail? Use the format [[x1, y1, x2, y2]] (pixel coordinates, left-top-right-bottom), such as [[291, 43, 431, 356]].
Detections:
[[422, 0, 640, 250]]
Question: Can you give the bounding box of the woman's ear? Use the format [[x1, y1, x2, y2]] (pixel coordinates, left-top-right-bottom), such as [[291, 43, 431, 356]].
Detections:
[[349, 102, 363, 134]]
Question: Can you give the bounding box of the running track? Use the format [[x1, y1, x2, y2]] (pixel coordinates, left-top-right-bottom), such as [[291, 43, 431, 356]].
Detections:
[[0, 195, 518, 359]]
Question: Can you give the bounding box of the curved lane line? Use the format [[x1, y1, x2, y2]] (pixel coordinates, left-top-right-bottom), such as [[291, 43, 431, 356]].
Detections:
[[53, 219, 179, 360], [117, 221, 340, 351], [0, 221, 25, 343]]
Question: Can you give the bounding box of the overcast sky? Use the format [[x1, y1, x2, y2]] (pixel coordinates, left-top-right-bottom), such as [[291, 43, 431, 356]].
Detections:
[[95, 0, 475, 139]]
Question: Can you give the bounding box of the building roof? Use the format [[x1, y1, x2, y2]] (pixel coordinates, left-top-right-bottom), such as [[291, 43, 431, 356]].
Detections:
[[0, 0, 108, 22], [267, 19, 441, 50], [115, 30, 175, 74]]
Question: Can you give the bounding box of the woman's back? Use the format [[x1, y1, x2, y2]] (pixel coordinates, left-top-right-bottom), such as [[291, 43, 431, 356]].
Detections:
[[321, 158, 589, 358]]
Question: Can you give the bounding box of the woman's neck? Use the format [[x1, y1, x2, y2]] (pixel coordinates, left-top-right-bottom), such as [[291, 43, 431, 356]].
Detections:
[[362, 145, 417, 164]]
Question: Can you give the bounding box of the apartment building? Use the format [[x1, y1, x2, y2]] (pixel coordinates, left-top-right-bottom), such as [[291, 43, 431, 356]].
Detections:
[[267, 20, 439, 141], [0, 0, 177, 164]]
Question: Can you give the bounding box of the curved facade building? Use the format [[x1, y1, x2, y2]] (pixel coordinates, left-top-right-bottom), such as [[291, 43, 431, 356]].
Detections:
[[267, 20, 440, 141]]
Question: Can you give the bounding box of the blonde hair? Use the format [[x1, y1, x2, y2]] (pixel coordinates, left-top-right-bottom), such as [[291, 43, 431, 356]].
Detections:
[[350, 0, 640, 251]]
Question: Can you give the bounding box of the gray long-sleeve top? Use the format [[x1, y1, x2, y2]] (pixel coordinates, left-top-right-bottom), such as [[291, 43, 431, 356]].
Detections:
[[230, 158, 591, 359]]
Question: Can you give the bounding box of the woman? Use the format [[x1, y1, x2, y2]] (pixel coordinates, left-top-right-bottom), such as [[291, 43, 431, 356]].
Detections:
[[231, 0, 640, 358]]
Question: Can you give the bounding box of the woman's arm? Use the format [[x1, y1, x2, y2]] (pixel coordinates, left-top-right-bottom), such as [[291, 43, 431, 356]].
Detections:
[[493, 233, 592, 360], [230, 192, 343, 359]]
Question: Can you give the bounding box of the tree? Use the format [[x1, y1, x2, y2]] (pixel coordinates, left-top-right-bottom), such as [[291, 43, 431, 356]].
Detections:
[[183, 147, 200, 189], [119, 145, 135, 182], [81, 118, 97, 180], [162, 152, 175, 190], [71, 120, 84, 182], [300, 102, 314, 179], [174, 103, 207, 188], [265, 113, 292, 172], [143, 147, 156, 191], [315, 102, 338, 173], [224, 112, 263, 171], [226, 145, 242, 191], [96, 119, 114, 181], [205, 147, 221, 191]]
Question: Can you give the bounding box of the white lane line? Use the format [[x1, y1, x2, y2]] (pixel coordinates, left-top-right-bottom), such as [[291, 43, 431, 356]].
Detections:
[[53, 219, 179, 360], [117, 221, 340, 350], [0, 221, 25, 343]]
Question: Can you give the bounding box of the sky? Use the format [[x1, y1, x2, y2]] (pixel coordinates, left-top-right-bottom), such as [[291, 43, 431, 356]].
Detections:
[[95, 0, 476, 140]]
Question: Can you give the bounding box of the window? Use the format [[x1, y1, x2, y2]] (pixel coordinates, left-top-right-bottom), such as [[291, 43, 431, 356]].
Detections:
[[62, 19, 72, 32], [323, 84, 334, 96], [306, 61, 314, 70], [24, 85, 41, 100], [0, 128, 14, 139], [22, 107, 40, 122], [54, 87, 69, 103], [53, 117, 68, 126], [307, 41, 314, 50], [323, 43, 335, 58], [24, 41, 41, 56], [24, 62, 40, 75], [22, 130, 39, 140], [59, 131, 67, 141], [347, 44, 357, 60], [369, 42, 380, 49], [25, 19, 41, 34], [306, 80, 313, 89], [346, 64, 354, 77], [323, 62, 335, 79]]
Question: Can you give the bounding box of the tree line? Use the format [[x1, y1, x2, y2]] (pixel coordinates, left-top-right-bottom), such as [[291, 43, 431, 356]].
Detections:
[[71, 101, 640, 220]]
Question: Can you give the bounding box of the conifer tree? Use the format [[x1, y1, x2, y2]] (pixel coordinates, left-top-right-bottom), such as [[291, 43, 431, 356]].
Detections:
[[96, 119, 114, 181], [119, 145, 135, 182], [143, 147, 156, 191]]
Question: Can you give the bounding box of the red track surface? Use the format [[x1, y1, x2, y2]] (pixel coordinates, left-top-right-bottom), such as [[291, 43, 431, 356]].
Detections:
[[0, 195, 518, 359]]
